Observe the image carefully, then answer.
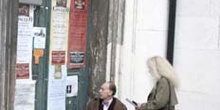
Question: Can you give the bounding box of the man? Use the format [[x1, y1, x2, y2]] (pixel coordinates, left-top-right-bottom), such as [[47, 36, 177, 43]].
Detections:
[[86, 81, 127, 110]]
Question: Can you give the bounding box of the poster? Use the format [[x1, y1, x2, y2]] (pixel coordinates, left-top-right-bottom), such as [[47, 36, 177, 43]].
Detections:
[[51, 51, 66, 65], [50, 0, 71, 65], [67, 0, 88, 68], [50, 0, 70, 51], [16, 4, 34, 79], [66, 75, 78, 97], [69, 51, 84, 65], [47, 65, 67, 110], [33, 27, 46, 49], [14, 81, 36, 110], [16, 63, 29, 79], [47, 0, 70, 110]]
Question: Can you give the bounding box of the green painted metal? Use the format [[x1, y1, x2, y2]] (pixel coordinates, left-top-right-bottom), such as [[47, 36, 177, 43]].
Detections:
[[66, 68, 89, 110], [19, 0, 42, 6], [33, 0, 50, 109], [33, 0, 90, 109]]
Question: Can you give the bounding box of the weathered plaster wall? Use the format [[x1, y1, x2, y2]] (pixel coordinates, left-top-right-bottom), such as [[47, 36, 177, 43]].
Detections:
[[88, 0, 109, 98], [88, 0, 125, 99], [119, 0, 169, 109], [174, 0, 220, 109]]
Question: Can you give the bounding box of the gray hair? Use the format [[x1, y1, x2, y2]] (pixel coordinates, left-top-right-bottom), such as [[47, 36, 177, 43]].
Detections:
[[107, 81, 116, 96]]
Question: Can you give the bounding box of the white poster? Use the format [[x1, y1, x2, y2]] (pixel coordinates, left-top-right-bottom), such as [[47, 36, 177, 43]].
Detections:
[[33, 27, 46, 49], [66, 75, 78, 97], [47, 0, 70, 109], [16, 4, 34, 80], [14, 80, 36, 110], [50, 0, 70, 51], [47, 65, 67, 110], [17, 4, 34, 63]]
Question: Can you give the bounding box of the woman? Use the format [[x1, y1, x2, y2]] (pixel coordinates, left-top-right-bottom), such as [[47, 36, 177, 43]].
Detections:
[[135, 56, 178, 110]]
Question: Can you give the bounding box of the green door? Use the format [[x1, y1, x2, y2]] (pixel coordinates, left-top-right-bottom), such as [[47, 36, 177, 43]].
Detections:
[[33, 0, 90, 110]]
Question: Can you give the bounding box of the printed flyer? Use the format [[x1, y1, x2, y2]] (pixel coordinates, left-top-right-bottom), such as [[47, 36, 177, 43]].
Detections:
[[47, 0, 70, 110], [16, 4, 34, 79], [67, 0, 88, 68]]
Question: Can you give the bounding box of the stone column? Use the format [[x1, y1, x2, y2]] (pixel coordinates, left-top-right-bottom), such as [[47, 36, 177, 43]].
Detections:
[[0, 0, 18, 110], [88, 0, 125, 98], [88, 0, 109, 98]]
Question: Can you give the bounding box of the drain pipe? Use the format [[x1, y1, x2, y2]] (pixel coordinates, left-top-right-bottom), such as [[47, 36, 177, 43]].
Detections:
[[166, 0, 177, 65]]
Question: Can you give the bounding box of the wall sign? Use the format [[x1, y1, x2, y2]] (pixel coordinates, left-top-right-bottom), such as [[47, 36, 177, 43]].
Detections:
[[67, 0, 88, 69]]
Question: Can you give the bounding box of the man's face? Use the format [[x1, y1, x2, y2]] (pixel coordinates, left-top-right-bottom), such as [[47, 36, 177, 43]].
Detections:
[[99, 82, 112, 99]]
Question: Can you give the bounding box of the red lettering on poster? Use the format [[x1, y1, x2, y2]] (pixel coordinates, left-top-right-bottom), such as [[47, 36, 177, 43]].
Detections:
[[51, 51, 66, 65], [67, 0, 88, 68], [16, 63, 29, 79]]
